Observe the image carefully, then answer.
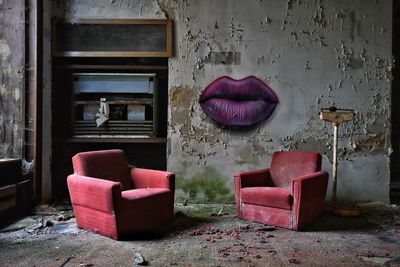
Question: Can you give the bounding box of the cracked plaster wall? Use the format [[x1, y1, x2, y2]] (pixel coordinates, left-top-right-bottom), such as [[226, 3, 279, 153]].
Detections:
[[52, 0, 392, 203], [0, 0, 24, 158]]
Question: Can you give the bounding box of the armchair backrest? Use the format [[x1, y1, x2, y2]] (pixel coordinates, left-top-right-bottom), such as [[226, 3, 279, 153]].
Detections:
[[270, 151, 322, 188], [72, 149, 133, 190]]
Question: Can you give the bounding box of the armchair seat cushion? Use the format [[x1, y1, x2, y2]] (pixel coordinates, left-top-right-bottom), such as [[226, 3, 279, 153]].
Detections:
[[240, 187, 292, 210], [121, 188, 171, 214]]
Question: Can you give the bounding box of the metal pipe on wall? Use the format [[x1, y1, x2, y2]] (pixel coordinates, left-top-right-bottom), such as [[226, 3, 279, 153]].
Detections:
[[24, 0, 43, 202]]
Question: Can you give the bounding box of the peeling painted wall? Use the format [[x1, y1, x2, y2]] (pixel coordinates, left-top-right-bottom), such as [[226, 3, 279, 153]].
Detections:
[[167, 0, 392, 203], [0, 0, 24, 158], [51, 0, 392, 203]]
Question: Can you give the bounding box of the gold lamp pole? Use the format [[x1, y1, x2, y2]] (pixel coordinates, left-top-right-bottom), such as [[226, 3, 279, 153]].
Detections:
[[320, 107, 361, 216]]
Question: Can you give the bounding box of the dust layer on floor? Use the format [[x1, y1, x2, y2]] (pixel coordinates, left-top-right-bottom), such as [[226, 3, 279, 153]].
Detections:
[[1, 202, 400, 267]]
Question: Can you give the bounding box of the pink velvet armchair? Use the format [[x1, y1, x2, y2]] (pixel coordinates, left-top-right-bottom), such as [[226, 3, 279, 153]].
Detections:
[[67, 149, 175, 240], [234, 151, 328, 230]]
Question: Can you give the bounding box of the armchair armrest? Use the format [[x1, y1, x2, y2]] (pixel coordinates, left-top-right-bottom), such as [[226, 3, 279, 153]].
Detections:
[[67, 174, 121, 214], [291, 171, 329, 230], [234, 168, 270, 191], [129, 167, 175, 191], [292, 171, 329, 201]]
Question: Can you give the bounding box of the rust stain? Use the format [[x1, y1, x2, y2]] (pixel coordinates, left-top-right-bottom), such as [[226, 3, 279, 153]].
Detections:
[[171, 86, 194, 105], [358, 133, 386, 153], [170, 86, 198, 129]]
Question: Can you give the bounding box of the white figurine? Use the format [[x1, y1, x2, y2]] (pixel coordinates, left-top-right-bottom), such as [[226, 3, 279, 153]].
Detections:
[[95, 98, 110, 127]]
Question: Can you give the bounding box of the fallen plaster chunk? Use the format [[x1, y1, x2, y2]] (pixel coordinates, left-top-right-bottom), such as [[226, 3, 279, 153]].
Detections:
[[133, 252, 146, 265]]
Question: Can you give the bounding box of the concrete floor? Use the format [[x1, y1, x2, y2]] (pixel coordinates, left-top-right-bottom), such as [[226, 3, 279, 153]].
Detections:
[[1, 202, 400, 267]]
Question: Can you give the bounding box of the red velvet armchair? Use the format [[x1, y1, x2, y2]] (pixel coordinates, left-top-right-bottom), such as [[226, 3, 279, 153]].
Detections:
[[234, 151, 328, 230], [67, 149, 175, 240]]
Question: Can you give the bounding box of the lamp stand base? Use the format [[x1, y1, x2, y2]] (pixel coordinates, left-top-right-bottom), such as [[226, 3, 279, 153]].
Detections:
[[326, 200, 362, 217]]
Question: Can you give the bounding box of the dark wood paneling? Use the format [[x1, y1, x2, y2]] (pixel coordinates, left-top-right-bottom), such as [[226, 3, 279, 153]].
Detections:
[[0, 159, 22, 187]]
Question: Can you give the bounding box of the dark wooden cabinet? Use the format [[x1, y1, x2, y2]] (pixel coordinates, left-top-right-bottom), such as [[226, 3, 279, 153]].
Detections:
[[51, 19, 172, 198]]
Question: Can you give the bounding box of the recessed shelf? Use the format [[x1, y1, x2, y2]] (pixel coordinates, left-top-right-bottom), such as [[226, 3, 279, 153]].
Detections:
[[73, 99, 153, 106]]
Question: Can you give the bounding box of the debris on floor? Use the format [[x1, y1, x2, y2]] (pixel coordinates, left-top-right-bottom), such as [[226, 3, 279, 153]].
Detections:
[[188, 224, 276, 243], [289, 258, 301, 264], [58, 256, 74, 267], [0, 200, 78, 236], [1, 202, 400, 266], [0, 217, 36, 233], [133, 252, 146, 265]]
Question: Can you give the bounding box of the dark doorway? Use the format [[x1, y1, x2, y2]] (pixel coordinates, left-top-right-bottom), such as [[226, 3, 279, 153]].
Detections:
[[391, 0, 400, 203]]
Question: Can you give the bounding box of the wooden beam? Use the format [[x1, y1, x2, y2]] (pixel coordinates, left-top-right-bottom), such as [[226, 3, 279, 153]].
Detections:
[[0, 184, 17, 212]]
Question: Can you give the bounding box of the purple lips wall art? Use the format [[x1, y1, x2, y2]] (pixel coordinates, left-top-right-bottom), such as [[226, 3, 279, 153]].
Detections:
[[199, 76, 279, 127]]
